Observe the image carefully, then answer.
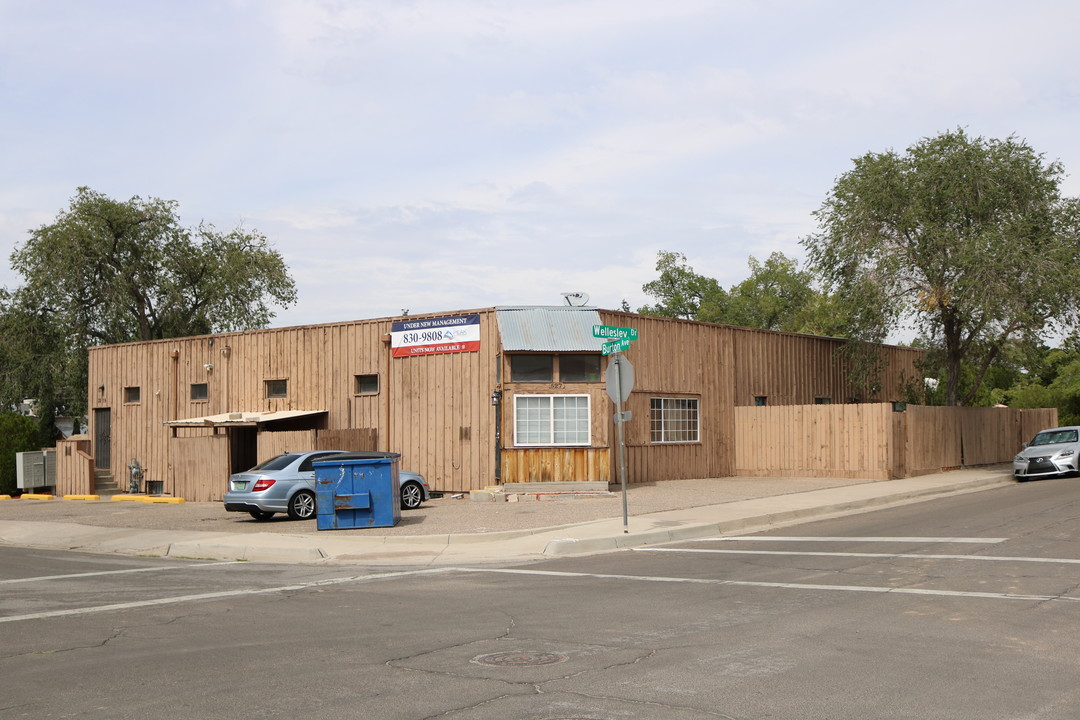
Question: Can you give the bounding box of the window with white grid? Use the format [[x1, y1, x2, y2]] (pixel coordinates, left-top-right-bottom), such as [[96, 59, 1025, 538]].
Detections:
[[514, 394, 591, 446], [650, 397, 699, 443]]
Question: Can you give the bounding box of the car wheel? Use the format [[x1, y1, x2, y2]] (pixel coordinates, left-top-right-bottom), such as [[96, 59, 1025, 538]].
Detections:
[[248, 509, 275, 521], [400, 481, 424, 509], [287, 490, 317, 520]]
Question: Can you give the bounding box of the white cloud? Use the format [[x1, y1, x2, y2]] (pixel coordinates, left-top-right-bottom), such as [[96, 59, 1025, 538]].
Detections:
[[3, 0, 1080, 335]]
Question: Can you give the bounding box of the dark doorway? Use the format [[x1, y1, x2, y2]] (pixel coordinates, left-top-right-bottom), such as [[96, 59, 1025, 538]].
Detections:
[[93, 408, 111, 470], [229, 427, 258, 474]]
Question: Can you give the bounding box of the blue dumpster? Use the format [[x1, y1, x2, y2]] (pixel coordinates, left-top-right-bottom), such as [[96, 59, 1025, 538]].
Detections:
[[312, 452, 401, 530]]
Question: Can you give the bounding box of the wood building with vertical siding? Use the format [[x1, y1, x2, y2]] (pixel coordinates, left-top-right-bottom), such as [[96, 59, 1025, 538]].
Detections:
[[85, 306, 922, 502]]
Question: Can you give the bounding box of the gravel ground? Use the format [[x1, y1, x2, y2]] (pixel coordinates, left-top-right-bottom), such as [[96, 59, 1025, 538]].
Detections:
[[0, 476, 874, 537]]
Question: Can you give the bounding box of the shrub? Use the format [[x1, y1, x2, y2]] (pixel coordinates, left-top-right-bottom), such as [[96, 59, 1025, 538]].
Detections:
[[0, 413, 41, 495]]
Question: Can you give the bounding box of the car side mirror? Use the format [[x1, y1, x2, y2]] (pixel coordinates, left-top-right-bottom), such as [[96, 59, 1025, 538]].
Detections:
[[1021, 442, 1029, 448]]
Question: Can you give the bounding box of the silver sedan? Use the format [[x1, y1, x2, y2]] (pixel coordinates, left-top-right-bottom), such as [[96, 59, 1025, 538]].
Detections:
[[223, 450, 430, 520], [1013, 426, 1080, 481]]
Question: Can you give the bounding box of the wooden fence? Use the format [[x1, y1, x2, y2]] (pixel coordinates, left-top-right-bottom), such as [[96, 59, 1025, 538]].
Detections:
[[256, 428, 378, 463], [735, 404, 1058, 481], [54, 436, 94, 496]]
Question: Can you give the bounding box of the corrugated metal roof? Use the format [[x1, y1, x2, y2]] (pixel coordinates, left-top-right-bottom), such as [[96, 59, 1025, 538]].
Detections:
[[496, 306, 607, 352]]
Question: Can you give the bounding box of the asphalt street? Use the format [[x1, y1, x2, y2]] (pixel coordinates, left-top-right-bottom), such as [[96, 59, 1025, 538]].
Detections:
[[3, 477, 1080, 719]]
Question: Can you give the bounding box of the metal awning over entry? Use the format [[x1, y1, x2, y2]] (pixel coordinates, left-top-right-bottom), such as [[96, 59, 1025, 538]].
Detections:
[[496, 306, 607, 352], [163, 410, 327, 428]]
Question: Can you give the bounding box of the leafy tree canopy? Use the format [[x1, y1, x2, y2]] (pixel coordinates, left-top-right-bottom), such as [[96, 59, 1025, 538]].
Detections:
[[2, 187, 297, 422], [726, 252, 818, 332], [638, 251, 727, 321], [638, 250, 833, 334], [803, 129, 1080, 405]]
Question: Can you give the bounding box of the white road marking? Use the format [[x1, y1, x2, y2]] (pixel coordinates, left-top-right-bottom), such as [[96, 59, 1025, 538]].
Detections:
[[460, 568, 1080, 604], [0, 561, 242, 585], [634, 548, 1080, 565], [709, 536, 1009, 544], [0, 567, 453, 624]]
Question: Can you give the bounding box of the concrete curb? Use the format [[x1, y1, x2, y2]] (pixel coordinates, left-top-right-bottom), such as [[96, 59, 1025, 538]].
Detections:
[[166, 541, 328, 563], [0, 469, 1017, 565], [541, 472, 1015, 557]]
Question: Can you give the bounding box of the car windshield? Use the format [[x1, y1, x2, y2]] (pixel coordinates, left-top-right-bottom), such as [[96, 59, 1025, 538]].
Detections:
[[247, 454, 300, 472], [1030, 429, 1078, 446]]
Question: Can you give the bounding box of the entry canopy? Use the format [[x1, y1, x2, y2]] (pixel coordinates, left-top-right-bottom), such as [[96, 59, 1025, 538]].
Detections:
[[496, 306, 607, 352], [163, 409, 327, 428]]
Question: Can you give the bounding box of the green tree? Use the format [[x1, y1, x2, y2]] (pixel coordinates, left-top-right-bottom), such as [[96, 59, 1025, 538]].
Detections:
[[990, 342, 1080, 424], [804, 129, 1080, 405], [0, 289, 81, 443], [3, 187, 298, 419], [638, 251, 727, 321], [0, 413, 40, 495], [639, 250, 842, 333], [726, 252, 818, 332]]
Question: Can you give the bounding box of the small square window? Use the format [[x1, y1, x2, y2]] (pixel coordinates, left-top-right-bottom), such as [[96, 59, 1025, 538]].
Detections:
[[510, 355, 554, 382], [560, 354, 601, 382], [265, 379, 287, 398], [650, 397, 699, 443], [754, 396, 768, 406], [355, 374, 379, 395], [124, 386, 141, 404], [814, 397, 832, 405], [190, 383, 208, 401]]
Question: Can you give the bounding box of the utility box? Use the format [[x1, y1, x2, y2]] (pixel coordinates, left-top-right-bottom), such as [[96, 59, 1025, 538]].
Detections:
[[313, 452, 401, 530], [16, 450, 55, 490]]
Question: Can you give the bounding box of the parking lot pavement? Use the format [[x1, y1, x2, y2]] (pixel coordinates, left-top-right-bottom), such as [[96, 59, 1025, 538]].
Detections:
[[0, 476, 876, 536]]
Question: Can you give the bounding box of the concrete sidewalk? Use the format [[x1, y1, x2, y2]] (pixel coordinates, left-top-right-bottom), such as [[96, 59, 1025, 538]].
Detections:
[[0, 468, 1016, 565]]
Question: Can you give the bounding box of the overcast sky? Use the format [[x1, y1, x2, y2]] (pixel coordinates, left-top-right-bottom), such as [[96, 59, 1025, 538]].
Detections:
[[2, 0, 1079, 329]]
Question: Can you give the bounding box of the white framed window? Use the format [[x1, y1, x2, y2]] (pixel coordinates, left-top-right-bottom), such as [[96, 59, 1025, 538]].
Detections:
[[650, 397, 699, 443], [513, 394, 591, 446]]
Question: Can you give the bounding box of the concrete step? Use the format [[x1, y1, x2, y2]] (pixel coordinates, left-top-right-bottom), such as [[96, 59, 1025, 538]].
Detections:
[[93, 473, 121, 496]]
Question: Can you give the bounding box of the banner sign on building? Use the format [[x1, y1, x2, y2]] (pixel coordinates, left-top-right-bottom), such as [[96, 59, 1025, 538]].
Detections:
[[391, 314, 481, 358]]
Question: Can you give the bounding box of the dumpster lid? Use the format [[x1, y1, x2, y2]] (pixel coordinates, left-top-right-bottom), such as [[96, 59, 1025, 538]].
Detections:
[[313, 452, 400, 463]]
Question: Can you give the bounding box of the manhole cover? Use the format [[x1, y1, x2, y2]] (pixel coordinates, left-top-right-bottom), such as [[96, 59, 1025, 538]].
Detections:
[[472, 651, 569, 667]]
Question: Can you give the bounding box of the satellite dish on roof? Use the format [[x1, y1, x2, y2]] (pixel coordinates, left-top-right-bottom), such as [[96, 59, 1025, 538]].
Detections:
[[561, 292, 590, 306]]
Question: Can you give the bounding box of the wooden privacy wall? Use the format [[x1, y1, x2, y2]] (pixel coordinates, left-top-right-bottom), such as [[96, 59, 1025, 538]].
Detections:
[[901, 405, 963, 474], [317, 428, 378, 452], [1019, 409, 1059, 446], [257, 430, 316, 462], [54, 437, 93, 495], [735, 404, 895, 479], [735, 404, 1059, 480], [960, 408, 1022, 466], [172, 434, 230, 502], [255, 429, 380, 465]]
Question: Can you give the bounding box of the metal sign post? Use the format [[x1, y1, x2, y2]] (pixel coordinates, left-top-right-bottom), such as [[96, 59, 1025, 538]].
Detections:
[[605, 351, 635, 533], [599, 324, 638, 532]]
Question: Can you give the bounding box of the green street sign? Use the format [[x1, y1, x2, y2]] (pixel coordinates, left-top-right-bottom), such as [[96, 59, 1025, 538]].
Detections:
[[602, 338, 632, 355], [593, 324, 639, 341]]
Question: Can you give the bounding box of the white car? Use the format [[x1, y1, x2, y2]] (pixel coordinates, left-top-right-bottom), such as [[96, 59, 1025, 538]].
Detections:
[[1013, 426, 1080, 481]]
